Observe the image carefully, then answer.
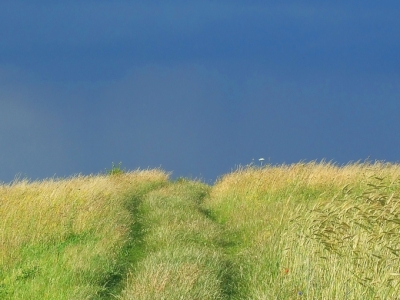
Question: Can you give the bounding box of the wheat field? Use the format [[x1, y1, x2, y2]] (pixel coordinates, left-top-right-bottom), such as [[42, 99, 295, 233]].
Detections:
[[205, 161, 400, 299]]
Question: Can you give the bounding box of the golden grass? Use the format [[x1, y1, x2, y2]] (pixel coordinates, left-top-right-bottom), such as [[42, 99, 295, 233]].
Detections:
[[0, 169, 168, 299], [283, 175, 400, 298], [3, 161, 400, 298], [205, 161, 400, 299], [212, 161, 400, 200]]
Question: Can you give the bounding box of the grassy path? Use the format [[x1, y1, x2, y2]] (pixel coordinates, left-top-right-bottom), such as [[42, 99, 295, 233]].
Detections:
[[0, 175, 241, 299], [4, 163, 399, 298], [2, 169, 353, 299], [117, 179, 239, 300]]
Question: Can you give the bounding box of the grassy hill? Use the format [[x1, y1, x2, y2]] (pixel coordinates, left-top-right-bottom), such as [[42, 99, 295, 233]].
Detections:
[[1, 162, 400, 299]]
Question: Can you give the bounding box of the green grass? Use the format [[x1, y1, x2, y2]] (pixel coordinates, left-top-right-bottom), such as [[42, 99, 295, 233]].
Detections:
[[118, 180, 233, 299], [0, 170, 168, 299], [2, 162, 400, 299], [204, 161, 400, 299]]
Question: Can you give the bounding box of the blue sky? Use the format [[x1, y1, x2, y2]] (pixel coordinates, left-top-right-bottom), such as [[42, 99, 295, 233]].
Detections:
[[1, 1, 399, 183]]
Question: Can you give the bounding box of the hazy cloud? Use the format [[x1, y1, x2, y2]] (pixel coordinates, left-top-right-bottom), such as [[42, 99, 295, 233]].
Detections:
[[94, 63, 238, 178], [0, 75, 67, 181]]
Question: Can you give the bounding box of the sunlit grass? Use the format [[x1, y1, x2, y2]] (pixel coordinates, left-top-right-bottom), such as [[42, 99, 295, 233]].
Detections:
[[204, 161, 400, 299], [0, 170, 168, 299], [118, 180, 231, 300], [282, 175, 400, 298], [2, 162, 400, 299]]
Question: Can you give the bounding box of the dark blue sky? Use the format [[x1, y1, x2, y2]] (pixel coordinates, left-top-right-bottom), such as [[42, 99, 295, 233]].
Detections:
[[1, 1, 399, 183]]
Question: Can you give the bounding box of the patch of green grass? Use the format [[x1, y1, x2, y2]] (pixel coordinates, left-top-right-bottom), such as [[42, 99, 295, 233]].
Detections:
[[106, 162, 125, 175], [119, 181, 236, 299], [99, 180, 169, 298]]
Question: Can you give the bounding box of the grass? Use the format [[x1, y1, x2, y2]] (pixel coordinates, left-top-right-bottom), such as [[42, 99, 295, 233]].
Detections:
[[0, 170, 168, 299], [204, 161, 400, 299], [118, 180, 235, 299], [2, 162, 400, 299]]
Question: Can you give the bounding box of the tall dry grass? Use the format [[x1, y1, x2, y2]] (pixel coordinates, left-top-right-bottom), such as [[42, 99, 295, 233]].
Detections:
[[205, 161, 400, 299], [283, 174, 400, 298], [0, 169, 168, 299], [3, 161, 400, 299]]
